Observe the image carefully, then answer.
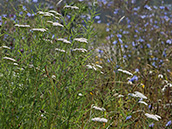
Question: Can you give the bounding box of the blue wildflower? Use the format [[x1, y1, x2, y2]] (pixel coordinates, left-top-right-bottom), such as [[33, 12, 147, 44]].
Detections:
[[126, 115, 132, 120], [129, 75, 138, 83], [149, 123, 154, 128], [113, 41, 118, 45], [95, 15, 100, 20], [166, 39, 172, 44], [166, 120, 171, 127]]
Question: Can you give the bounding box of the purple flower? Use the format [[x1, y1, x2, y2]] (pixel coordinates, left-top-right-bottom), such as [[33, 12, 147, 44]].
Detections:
[[144, 5, 152, 11], [126, 115, 132, 120], [147, 44, 151, 48], [114, 9, 119, 14], [33, 0, 38, 3], [166, 120, 171, 127], [129, 75, 138, 83], [97, 20, 101, 23], [117, 34, 122, 38], [166, 39, 172, 44], [95, 16, 100, 20], [113, 41, 118, 45], [149, 123, 154, 128], [135, 68, 139, 72]]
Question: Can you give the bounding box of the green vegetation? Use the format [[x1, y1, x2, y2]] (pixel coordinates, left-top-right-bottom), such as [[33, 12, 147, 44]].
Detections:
[[0, 0, 171, 128]]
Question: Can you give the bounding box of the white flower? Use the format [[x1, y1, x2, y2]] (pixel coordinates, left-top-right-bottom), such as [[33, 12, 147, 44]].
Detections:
[[3, 57, 16, 62], [86, 64, 93, 69], [55, 48, 66, 53], [1, 46, 11, 49], [52, 22, 64, 27], [52, 75, 56, 80], [48, 10, 62, 16], [57, 38, 71, 44], [13, 63, 19, 66], [117, 94, 124, 98], [127, 81, 133, 85], [47, 21, 53, 24], [91, 117, 108, 123], [72, 48, 87, 53], [128, 91, 147, 99], [134, 91, 147, 99], [43, 39, 53, 44], [158, 74, 163, 79], [145, 113, 161, 121], [64, 5, 79, 10], [138, 100, 148, 106], [38, 11, 54, 17], [73, 38, 88, 43], [95, 64, 102, 69], [92, 105, 106, 111], [15, 24, 30, 28], [118, 69, 133, 76], [78, 93, 83, 96], [31, 28, 47, 32]]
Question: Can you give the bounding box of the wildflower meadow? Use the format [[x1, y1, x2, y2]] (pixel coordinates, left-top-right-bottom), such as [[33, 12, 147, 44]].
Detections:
[[0, 0, 171, 128]]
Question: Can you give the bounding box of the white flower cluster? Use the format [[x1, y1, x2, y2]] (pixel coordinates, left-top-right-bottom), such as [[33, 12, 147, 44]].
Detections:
[[15, 24, 30, 28], [162, 82, 172, 92], [48, 10, 62, 16], [118, 69, 133, 76], [92, 105, 106, 111], [72, 48, 87, 53], [145, 113, 161, 121], [3, 57, 16, 62], [31, 28, 47, 32], [64, 5, 79, 10], [91, 117, 108, 123], [86, 64, 102, 71], [55, 48, 66, 53], [0, 46, 11, 50], [128, 91, 147, 99], [47, 21, 64, 27], [74, 38, 88, 43], [57, 38, 71, 44]]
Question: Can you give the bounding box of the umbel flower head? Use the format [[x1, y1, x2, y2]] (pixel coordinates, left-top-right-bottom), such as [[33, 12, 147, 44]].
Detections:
[[3, 57, 16, 62], [145, 113, 161, 121], [72, 48, 87, 53], [91, 105, 106, 111], [91, 117, 108, 123], [128, 91, 147, 99], [73, 38, 88, 43], [64, 5, 79, 10], [15, 24, 30, 28], [31, 28, 47, 32], [57, 38, 71, 44]]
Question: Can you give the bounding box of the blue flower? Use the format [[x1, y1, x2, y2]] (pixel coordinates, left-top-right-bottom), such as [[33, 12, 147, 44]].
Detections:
[[149, 123, 154, 128], [113, 41, 118, 45], [147, 44, 151, 48], [166, 39, 172, 44], [117, 34, 122, 38], [129, 75, 138, 83], [126, 115, 132, 120], [144, 5, 152, 11], [33, 0, 38, 3], [166, 120, 171, 127], [95, 16, 100, 20]]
